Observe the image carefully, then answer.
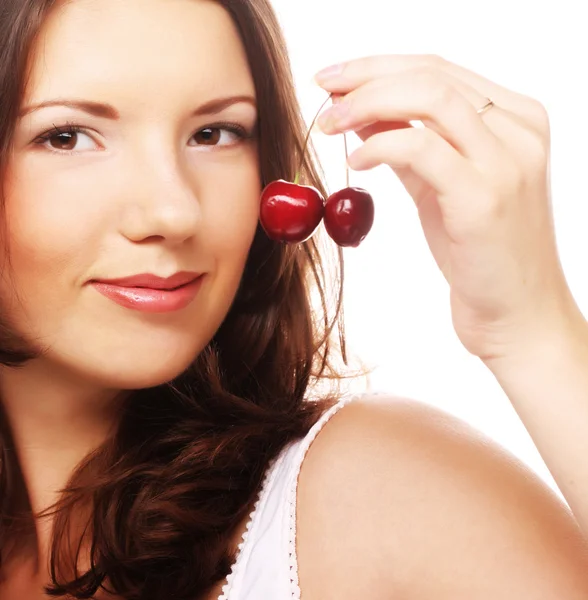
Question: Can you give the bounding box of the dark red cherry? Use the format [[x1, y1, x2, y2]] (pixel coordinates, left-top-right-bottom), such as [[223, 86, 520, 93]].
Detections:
[[324, 187, 375, 247], [259, 179, 325, 243]]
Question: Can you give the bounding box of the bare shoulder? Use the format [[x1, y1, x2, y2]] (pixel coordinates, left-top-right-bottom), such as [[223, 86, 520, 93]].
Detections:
[[296, 394, 588, 600]]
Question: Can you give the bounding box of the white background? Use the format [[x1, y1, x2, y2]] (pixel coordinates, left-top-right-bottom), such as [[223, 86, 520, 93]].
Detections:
[[270, 0, 588, 496]]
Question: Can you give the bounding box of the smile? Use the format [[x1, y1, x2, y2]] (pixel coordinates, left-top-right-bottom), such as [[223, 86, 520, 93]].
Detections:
[[90, 275, 204, 313]]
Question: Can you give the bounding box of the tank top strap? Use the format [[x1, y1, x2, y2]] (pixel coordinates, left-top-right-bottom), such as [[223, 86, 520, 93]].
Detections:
[[220, 392, 365, 600], [281, 393, 361, 599]]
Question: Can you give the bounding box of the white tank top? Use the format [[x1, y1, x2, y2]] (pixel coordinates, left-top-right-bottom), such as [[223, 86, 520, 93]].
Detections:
[[216, 393, 360, 600]]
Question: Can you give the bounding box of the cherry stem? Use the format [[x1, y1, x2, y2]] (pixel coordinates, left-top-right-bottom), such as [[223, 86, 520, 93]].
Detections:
[[294, 92, 334, 186], [343, 132, 350, 189]]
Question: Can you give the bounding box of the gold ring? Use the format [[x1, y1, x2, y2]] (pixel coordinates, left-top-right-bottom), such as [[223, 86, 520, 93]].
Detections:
[[476, 98, 495, 115]]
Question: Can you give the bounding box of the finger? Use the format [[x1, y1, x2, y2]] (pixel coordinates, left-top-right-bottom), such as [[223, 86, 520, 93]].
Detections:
[[435, 58, 549, 136], [351, 120, 412, 142], [329, 73, 541, 167], [346, 126, 480, 207], [328, 94, 414, 142], [315, 54, 548, 134], [317, 71, 503, 164], [329, 69, 540, 148]]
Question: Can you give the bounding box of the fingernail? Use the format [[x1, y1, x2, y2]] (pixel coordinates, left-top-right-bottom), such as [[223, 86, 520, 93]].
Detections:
[[314, 63, 345, 83], [317, 102, 350, 133]]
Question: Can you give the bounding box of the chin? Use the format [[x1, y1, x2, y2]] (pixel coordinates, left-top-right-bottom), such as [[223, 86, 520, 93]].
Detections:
[[42, 341, 204, 392], [103, 348, 201, 390], [107, 366, 190, 391]]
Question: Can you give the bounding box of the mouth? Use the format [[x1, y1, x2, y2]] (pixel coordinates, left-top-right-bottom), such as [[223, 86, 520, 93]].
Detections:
[[92, 271, 203, 290], [89, 272, 205, 313]]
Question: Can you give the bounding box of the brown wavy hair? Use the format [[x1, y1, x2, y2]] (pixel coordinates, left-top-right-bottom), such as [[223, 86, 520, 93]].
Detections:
[[0, 0, 365, 598]]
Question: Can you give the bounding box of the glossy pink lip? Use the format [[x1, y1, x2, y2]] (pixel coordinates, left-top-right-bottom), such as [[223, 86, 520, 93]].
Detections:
[[90, 271, 204, 313], [94, 271, 202, 290]]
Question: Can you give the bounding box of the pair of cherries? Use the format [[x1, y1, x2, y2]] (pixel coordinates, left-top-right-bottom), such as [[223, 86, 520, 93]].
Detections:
[[259, 94, 375, 248]]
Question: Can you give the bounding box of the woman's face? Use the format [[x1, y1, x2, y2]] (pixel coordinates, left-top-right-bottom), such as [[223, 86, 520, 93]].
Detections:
[[3, 0, 261, 389]]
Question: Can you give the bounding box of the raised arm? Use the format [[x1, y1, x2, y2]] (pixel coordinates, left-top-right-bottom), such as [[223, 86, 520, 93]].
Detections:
[[312, 53, 588, 534], [483, 307, 588, 536]]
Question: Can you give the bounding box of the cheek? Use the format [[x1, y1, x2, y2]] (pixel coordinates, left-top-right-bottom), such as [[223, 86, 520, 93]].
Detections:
[[6, 155, 107, 242], [1, 160, 106, 316], [205, 160, 261, 267], [197, 161, 261, 339]]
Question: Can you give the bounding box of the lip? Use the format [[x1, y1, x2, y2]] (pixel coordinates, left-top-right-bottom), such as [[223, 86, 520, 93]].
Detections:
[[90, 271, 204, 313], [93, 271, 202, 290]]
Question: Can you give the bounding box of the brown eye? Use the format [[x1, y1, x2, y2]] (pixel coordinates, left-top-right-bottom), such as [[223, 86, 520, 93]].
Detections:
[[189, 124, 248, 149], [35, 125, 97, 153], [193, 127, 221, 146], [49, 131, 78, 151]]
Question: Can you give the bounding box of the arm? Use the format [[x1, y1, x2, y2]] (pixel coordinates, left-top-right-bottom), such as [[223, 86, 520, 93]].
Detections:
[[483, 306, 588, 537], [310, 52, 588, 582], [296, 395, 588, 599]]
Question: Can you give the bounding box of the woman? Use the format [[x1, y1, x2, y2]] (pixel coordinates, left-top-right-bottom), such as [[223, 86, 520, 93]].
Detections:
[[0, 0, 586, 599]]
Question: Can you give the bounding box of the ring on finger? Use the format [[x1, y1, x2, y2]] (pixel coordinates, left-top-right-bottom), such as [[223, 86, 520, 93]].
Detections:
[[476, 97, 495, 115]]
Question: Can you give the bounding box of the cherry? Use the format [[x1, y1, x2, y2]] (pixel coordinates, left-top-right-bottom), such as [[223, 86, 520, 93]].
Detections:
[[259, 92, 375, 247], [324, 187, 374, 247], [259, 179, 324, 243]]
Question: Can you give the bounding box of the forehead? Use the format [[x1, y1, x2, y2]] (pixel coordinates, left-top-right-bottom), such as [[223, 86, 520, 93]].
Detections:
[[25, 0, 254, 107]]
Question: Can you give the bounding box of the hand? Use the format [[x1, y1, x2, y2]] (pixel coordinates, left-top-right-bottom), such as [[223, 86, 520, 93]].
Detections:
[[313, 54, 579, 363]]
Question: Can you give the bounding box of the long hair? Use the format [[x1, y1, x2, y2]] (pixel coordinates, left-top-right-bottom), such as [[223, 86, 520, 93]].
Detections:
[[0, 1, 363, 598]]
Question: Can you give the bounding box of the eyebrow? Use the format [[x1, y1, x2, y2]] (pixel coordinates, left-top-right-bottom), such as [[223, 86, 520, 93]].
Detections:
[[18, 94, 257, 119]]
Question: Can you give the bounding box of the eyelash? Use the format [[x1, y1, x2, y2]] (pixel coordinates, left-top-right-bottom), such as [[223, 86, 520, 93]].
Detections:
[[32, 119, 255, 153]]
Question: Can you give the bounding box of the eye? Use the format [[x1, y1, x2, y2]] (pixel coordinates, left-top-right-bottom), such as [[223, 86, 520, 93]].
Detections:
[[189, 123, 251, 148], [34, 123, 97, 152], [32, 121, 256, 154]]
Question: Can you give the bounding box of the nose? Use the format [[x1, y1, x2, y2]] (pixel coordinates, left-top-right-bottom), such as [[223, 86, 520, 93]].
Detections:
[[118, 154, 201, 246]]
